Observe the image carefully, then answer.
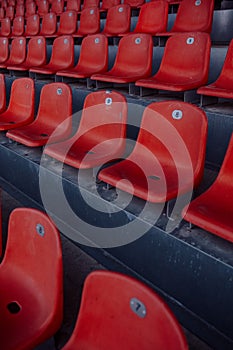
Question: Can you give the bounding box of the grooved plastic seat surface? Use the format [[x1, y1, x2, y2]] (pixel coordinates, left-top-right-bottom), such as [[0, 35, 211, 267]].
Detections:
[[74, 7, 100, 37], [25, 1, 36, 17], [56, 10, 77, 36], [61, 271, 188, 350], [5, 6, 14, 20], [8, 36, 46, 71], [37, 0, 49, 16], [136, 32, 211, 92], [39, 12, 57, 36], [183, 133, 233, 244], [0, 78, 34, 131], [0, 17, 11, 37], [15, 4, 25, 17], [0, 37, 26, 69], [102, 4, 131, 37], [25, 14, 40, 37], [158, 0, 214, 35], [132, 1, 168, 35], [92, 33, 153, 84], [98, 101, 207, 203], [0, 208, 63, 350], [197, 39, 233, 99], [12, 16, 25, 37], [7, 83, 72, 147], [30, 36, 74, 75], [44, 90, 127, 168], [57, 34, 108, 79]]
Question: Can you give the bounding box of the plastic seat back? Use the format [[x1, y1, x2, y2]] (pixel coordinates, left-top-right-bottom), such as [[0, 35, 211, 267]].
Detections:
[[62, 271, 188, 350], [66, 0, 81, 11], [7, 37, 26, 66], [76, 7, 100, 36], [0, 38, 9, 64], [82, 0, 100, 10], [24, 36, 47, 67], [102, 4, 131, 36], [0, 207, 63, 350], [110, 33, 153, 78], [40, 12, 57, 36], [49, 35, 74, 68], [25, 14, 40, 36], [171, 0, 214, 33], [57, 10, 77, 35], [5, 6, 14, 20], [0, 74, 6, 114], [0, 17, 11, 37], [25, 1, 36, 17], [12, 16, 25, 37], [101, 0, 120, 11], [134, 1, 168, 35], [123, 0, 144, 8], [0, 7, 5, 19], [153, 32, 211, 88], [51, 0, 64, 14], [37, 0, 49, 16], [15, 4, 25, 17], [2, 78, 34, 123]]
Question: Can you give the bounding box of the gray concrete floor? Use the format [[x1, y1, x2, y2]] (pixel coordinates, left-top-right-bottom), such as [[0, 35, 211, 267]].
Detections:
[[1, 190, 213, 350]]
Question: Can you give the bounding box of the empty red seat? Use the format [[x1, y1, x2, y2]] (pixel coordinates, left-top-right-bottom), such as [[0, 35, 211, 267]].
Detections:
[[66, 0, 81, 12], [25, 1, 36, 17], [7, 83, 72, 147], [37, 0, 49, 16], [30, 35, 74, 76], [122, 0, 144, 8], [39, 12, 57, 37], [7, 36, 46, 71], [136, 32, 211, 97], [98, 100, 207, 203], [44, 90, 127, 168], [56, 10, 77, 36], [183, 133, 233, 244], [57, 34, 108, 82], [197, 39, 233, 103], [131, 1, 168, 35], [74, 7, 100, 37], [0, 37, 26, 69], [51, 0, 64, 14], [15, 4, 25, 17], [24, 14, 40, 37], [0, 7, 5, 19], [11, 16, 25, 37], [81, 0, 100, 11], [61, 271, 188, 350], [5, 6, 14, 20], [0, 74, 6, 114], [92, 34, 153, 87], [0, 78, 34, 131], [0, 207, 63, 350], [100, 0, 120, 11], [0, 37, 9, 66], [158, 0, 214, 35], [102, 4, 131, 37], [0, 17, 11, 37]]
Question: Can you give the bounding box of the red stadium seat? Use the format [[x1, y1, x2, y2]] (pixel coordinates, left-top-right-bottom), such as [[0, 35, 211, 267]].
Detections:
[[0, 8, 5, 19], [44, 90, 127, 169], [183, 133, 233, 244], [24, 14, 40, 37], [11, 16, 25, 37], [158, 0, 214, 35], [0, 78, 34, 131], [56, 10, 77, 36], [102, 4, 131, 37], [7, 36, 46, 71], [25, 1, 36, 17], [0, 38, 9, 66], [98, 100, 207, 203], [122, 0, 144, 8], [61, 271, 188, 350], [51, 0, 64, 14], [0, 74, 6, 114], [131, 1, 168, 35], [0, 37, 26, 69], [15, 4, 24, 17], [5, 6, 14, 20], [57, 34, 108, 83], [74, 7, 100, 37], [37, 0, 49, 16], [1, 0, 7, 9], [66, 0, 81, 12], [0, 207, 63, 350], [81, 0, 100, 11], [197, 39, 233, 105], [100, 0, 120, 12], [92, 34, 153, 92], [30, 35, 74, 76], [136, 32, 211, 100], [39, 12, 57, 37], [7, 83, 72, 147], [0, 17, 11, 37]]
